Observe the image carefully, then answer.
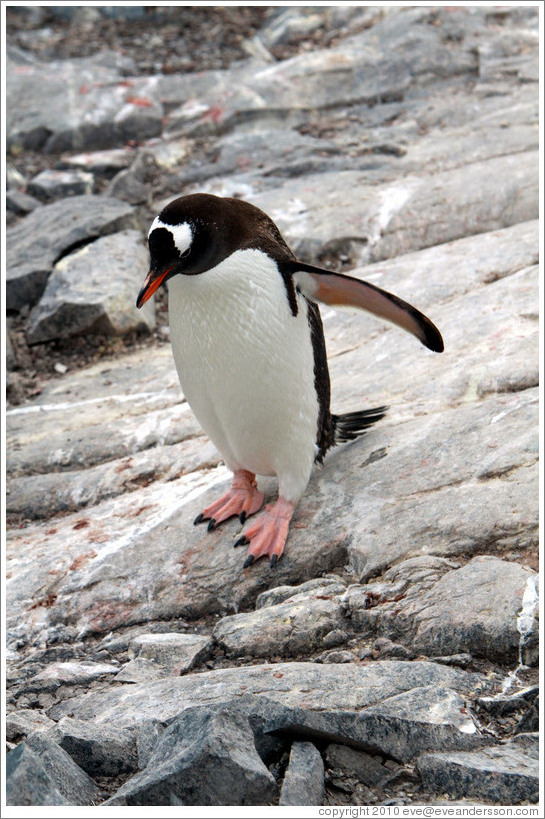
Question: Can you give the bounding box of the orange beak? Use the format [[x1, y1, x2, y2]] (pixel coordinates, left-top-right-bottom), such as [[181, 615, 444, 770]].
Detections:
[[136, 266, 173, 308]]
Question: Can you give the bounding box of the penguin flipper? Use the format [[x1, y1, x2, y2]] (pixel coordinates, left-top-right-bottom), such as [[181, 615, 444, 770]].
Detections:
[[285, 261, 444, 353]]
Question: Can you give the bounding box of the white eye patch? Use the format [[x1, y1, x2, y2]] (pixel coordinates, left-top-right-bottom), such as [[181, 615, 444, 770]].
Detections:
[[149, 217, 193, 256]]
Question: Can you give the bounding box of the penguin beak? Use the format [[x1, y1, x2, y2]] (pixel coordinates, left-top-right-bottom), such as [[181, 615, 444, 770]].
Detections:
[[136, 266, 173, 308]]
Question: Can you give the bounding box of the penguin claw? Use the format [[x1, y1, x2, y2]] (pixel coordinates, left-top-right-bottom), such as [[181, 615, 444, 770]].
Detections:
[[193, 513, 204, 526], [194, 470, 264, 531], [240, 497, 295, 570], [234, 535, 249, 548]]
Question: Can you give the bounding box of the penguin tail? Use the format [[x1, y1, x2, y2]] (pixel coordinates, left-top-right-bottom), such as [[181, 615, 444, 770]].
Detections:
[[331, 405, 388, 445]]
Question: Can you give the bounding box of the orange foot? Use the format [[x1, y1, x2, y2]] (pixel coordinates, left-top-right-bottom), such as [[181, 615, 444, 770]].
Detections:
[[194, 469, 264, 531], [234, 497, 296, 569]]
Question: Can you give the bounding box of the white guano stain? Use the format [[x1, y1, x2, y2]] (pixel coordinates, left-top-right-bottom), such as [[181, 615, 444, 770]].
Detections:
[[501, 574, 539, 694]]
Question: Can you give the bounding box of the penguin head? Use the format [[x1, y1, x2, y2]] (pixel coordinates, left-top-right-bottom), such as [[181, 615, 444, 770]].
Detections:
[[137, 193, 250, 308], [136, 193, 294, 308]]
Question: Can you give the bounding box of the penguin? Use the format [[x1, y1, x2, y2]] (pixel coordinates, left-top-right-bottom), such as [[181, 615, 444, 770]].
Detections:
[[137, 193, 443, 569]]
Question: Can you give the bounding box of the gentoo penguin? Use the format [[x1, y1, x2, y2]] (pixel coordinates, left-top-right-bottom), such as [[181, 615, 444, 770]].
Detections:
[[137, 193, 443, 569]]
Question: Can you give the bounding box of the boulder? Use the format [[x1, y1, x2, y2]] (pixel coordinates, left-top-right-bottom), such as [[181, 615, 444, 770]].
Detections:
[[6, 195, 135, 312], [26, 230, 154, 344]]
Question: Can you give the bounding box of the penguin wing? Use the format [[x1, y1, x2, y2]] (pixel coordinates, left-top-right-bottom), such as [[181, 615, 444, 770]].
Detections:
[[283, 260, 444, 353]]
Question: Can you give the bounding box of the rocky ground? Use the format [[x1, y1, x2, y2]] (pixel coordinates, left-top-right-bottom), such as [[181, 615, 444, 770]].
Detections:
[[4, 4, 540, 809]]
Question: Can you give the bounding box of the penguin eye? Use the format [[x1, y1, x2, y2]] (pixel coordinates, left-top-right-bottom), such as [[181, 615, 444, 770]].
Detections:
[[180, 247, 190, 259]]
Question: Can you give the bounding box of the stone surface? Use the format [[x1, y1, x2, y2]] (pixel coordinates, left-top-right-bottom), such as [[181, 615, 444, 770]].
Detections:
[[279, 741, 324, 806], [49, 661, 491, 730], [5, 5, 539, 807], [104, 704, 276, 806], [6, 709, 56, 742], [417, 738, 540, 805], [6, 49, 162, 153], [325, 744, 393, 788], [6, 743, 68, 806], [27, 168, 94, 201], [128, 632, 212, 674], [26, 230, 154, 344], [22, 661, 119, 692], [6, 195, 135, 311], [47, 716, 137, 777], [24, 731, 106, 805], [213, 587, 346, 659]]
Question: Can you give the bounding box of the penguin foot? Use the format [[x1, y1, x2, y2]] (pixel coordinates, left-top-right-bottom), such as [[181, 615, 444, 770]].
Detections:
[[241, 497, 295, 568], [194, 469, 264, 529]]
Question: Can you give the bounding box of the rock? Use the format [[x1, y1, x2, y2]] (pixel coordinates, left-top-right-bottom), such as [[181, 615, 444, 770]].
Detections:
[[259, 8, 324, 48], [279, 741, 324, 806], [411, 558, 539, 665], [325, 744, 393, 787], [115, 658, 170, 684], [250, 152, 537, 267], [57, 147, 135, 178], [22, 661, 119, 693], [24, 732, 106, 805], [6, 50, 164, 154], [213, 587, 346, 658], [47, 716, 138, 777], [128, 632, 212, 674], [6, 195, 135, 312], [6, 189, 41, 216], [417, 738, 540, 804], [104, 704, 277, 806], [106, 169, 149, 205], [27, 169, 94, 201], [136, 719, 166, 770], [49, 660, 491, 733], [7, 162, 27, 190], [6, 709, 56, 742], [26, 230, 154, 344], [6, 743, 68, 806], [6, 328, 17, 371], [255, 575, 346, 608]]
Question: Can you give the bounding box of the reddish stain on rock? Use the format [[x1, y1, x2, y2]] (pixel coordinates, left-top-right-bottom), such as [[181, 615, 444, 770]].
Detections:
[[126, 96, 153, 108]]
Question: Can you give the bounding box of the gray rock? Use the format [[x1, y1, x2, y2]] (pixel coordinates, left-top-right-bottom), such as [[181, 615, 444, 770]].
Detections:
[[417, 740, 540, 804], [115, 657, 170, 684], [250, 152, 538, 267], [25, 732, 106, 805], [27, 169, 94, 201], [7, 162, 27, 190], [6, 709, 56, 742], [6, 436, 218, 520], [256, 575, 346, 608], [26, 230, 154, 344], [213, 588, 346, 658], [47, 716, 137, 777], [23, 661, 119, 693], [128, 632, 212, 674], [57, 147, 135, 177], [325, 744, 392, 787], [411, 558, 539, 664], [6, 189, 41, 216], [136, 719, 166, 770], [344, 557, 539, 666], [5, 327, 17, 371], [106, 168, 149, 205], [49, 661, 491, 730], [6, 743, 68, 806], [6, 50, 160, 154], [279, 741, 324, 806], [6, 195, 135, 312], [105, 704, 276, 806], [259, 8, 324, 48]]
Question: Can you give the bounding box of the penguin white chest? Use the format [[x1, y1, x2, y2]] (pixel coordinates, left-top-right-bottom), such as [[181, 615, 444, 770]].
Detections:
[[168, 249, 319, 498]]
